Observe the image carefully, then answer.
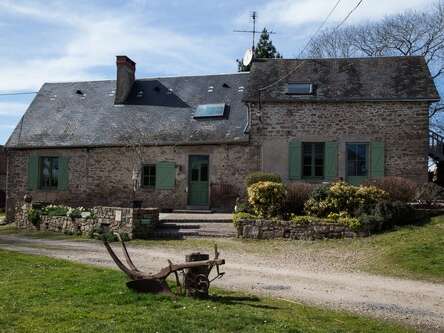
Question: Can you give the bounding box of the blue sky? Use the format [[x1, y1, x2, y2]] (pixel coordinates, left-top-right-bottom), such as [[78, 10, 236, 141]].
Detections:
[[0, 0, 440, 144]]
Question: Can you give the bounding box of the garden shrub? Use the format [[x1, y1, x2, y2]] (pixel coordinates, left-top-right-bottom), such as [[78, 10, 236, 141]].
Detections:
[[67, 207, 94, 219], [42, 205, 69, 217], [232, 211, 258, 227], [371, 201, 417, 228], [282, 182, 316, 217], [304, 181, 388, 218], [290, 215, 322, 224], [245, 172, 282, 188], [363, 177, 417, 202], [247, 181, 287, 218], [27, 208, 41, 226], [415, 183, 444, 207], [233, 198, 252, 214]]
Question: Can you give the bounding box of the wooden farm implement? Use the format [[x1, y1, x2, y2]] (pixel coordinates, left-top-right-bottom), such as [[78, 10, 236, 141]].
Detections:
[[102, 234, 225, 297]]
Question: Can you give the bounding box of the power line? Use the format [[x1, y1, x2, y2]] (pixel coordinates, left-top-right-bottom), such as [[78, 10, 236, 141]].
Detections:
[[298, 0, 342, 58], [258, 0, 364, 93], [0, 91, 38, 96]]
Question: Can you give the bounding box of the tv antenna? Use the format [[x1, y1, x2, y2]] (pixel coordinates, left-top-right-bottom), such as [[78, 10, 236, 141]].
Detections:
[[234, 11, 276, 51]]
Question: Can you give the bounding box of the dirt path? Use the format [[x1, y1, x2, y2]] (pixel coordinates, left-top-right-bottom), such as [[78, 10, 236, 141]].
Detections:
[[0, 234, 443, 332]]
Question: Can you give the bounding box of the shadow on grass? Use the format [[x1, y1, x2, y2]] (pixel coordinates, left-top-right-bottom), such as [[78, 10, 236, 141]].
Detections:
[[207, 294, 280, 310]]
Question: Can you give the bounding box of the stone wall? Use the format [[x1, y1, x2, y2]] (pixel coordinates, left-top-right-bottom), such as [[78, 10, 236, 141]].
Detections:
[[0, 146, 5, 209], [15, 203, 159, 239], [236, 219, 370, 240], [250, 101, 429, 184], [6, 144, 259, 222]]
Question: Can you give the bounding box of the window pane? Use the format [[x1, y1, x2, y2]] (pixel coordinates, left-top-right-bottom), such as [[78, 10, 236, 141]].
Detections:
[[51, 158, 59, 187], [40, 157, 59, 189], [315, 166, 323, 177], [347, 144, 368, 176], [191, 168, 199, 181], [142, 165, 156, 186], [303, 166, 312, 176], [287, 83, 313, 94], [200, 164, 208, 182]]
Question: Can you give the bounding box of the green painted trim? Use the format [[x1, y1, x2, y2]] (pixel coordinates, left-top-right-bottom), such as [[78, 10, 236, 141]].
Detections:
[[155, 161, 176, 190], [370, 141, 385, 178], [324, 142, 338, 181], [289, 141, 302, 180]]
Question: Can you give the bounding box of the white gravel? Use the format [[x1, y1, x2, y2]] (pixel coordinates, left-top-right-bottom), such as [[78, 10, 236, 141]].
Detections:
[[0, 234, 443, 332]]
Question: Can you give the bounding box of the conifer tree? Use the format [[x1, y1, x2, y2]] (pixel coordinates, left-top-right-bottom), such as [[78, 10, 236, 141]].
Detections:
[[237, 28, 282, 72]]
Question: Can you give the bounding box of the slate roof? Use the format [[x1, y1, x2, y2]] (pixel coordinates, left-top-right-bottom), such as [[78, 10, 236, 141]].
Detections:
[[243, 56, 440, 103], [6, 73, 250, 148]]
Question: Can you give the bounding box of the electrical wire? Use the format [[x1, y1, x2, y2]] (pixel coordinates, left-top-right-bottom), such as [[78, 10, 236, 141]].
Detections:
[[258, 0, 365, 93], [0, 91, 38, 96]]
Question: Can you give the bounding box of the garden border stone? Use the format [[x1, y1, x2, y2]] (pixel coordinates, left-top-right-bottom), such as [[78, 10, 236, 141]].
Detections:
[[236, 219, 371, 240]]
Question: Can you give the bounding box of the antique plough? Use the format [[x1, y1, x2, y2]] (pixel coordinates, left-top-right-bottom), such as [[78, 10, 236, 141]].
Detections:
[[102, 234, 225, 297]]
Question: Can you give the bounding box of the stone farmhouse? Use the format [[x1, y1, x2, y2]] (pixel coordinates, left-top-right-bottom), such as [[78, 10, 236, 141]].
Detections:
[[4, 55, 440, 221]]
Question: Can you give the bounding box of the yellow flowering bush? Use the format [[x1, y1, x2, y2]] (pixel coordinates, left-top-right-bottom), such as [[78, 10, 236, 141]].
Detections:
[[305, 181, 389, 217], [247, 181, 287, 218]]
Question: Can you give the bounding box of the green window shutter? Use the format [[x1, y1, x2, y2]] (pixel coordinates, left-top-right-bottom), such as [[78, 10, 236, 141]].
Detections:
[[27, 155, 39, 191], [289, 141, 302, 180], [324, 142, 338, 181], [155, 161, 176, 189], [371, 141, 384, 178], [57, 157, 70, 191]]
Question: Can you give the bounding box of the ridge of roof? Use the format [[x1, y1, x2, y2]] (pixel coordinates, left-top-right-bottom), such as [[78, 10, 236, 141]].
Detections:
[[41, 72, 249, 87]]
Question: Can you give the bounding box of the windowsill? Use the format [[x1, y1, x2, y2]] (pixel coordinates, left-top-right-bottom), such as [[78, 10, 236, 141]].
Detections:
[[139, 186, 156, 192], [302, 176, 324, 180]]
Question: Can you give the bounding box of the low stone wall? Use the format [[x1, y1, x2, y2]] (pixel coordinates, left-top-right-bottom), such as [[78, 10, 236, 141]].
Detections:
[[236, 219, 370, 240], [16, 203, 159, 239]]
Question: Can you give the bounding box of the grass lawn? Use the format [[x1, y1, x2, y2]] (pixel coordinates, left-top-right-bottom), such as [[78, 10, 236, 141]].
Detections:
[[0, 250, 411, 333], [362, 215, 444, 281]]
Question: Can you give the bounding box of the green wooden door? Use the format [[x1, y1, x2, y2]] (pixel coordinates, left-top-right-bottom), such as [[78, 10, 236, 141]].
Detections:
[[188, 155, 209, 206]]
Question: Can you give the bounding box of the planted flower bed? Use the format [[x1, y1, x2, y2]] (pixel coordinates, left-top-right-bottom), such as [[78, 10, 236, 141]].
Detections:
[[16, 202, 159, 240], [234, 173, 422, 240]]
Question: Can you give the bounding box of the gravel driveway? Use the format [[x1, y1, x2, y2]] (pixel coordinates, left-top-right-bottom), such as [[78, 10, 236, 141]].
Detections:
[[0, 234, 443, 332]]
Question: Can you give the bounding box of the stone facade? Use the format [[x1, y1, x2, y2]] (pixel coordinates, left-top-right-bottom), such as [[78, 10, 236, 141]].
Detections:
[[16, 203, 159, 239], [6, 144, 259, 222], [5, 100, 430, 222], [0, 146, 6, 210], [250, 101, 429, 184], [236, 219, 370, 240]]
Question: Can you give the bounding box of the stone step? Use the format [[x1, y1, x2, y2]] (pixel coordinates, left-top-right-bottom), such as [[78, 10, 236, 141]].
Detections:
[[157, 222, 201, 230], [173, 209, 213, 214], [152, 229, 200, 239]]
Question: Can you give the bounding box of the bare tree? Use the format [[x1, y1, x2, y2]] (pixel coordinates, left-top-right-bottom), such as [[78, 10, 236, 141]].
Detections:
[[306, 1, 444, 122]]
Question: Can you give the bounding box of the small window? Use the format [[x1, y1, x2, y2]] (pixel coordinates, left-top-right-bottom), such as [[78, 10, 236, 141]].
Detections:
[[287, 83, 313, 95], [347, 143, 368, 176], [194, 103, 227, 119], [40, 157, 59, 189], [302, 143, 324, 178], [142, 164, 156, 187]]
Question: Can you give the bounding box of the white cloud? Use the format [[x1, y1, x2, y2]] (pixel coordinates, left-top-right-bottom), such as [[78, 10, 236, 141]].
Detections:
[[0, 1, 235, 91], [0, 102, 28, 116], [249, 0, 436, 28]]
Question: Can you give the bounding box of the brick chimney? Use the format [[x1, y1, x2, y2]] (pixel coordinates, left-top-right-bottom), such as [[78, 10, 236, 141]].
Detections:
[[114, 55, 136, 104]]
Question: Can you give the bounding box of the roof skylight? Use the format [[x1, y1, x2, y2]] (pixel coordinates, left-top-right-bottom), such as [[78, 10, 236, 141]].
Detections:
[[287, 83, 313, 95], [194, 103, 227, 119]]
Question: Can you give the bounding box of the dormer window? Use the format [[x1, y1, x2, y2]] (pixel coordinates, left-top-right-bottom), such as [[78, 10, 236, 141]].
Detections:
[[287, 83, 313, 95]]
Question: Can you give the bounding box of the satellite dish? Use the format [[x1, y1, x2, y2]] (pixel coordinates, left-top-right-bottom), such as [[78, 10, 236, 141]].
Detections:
[[242, 48, 253, 67]]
